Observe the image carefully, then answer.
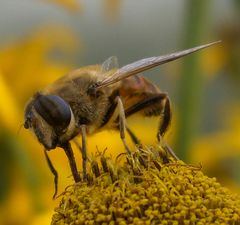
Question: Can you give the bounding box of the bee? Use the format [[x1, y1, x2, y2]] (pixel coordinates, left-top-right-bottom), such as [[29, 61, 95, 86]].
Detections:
[[24, 41, 220, 198]]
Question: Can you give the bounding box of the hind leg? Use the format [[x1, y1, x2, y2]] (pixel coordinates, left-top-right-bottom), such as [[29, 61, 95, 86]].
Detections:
[[157, 96, 171, 141], [157, 97, 179, 160], [126, 126, 141, 145]]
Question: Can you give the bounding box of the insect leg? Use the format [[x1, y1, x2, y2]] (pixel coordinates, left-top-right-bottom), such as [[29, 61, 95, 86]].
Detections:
[[162, 141, 179, 160], [126, 126, 141, 145], [157, 96, 171, 140], [124, 93, 179, 160], [156, 97, 179, 160], [44, 149, 59, 199], [62, 142, 81, 182], [116, 96, 131, 154], [125, 93, 167, 118], [80, 125, 87, 181], [124, 93, 167, 146]]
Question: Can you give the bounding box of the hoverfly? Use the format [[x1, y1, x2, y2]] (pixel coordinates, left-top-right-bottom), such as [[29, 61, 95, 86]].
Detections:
[[24, 41, 220, 198]]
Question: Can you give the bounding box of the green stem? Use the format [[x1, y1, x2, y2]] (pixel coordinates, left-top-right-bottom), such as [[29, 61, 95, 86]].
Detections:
[[175, 0, 209, 161]]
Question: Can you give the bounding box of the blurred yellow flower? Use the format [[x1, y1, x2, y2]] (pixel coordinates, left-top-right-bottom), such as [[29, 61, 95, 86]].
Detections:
[[200, 44, 227, 79], [43, 0, 82, 13], [191, 105, 240, 193], [104, 0, 121, 20], [0, 25, 79, 105], [0, 73, 20, 131]]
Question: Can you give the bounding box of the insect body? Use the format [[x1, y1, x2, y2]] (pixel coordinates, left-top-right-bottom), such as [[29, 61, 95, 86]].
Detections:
[[24, 41, 220, 198]]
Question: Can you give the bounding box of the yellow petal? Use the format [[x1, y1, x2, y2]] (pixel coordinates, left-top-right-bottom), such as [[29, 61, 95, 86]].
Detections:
[[0, 72, 21, 131]]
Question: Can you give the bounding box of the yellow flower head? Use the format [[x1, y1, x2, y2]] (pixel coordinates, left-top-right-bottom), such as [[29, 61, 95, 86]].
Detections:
[[52, 146, 240, 224]]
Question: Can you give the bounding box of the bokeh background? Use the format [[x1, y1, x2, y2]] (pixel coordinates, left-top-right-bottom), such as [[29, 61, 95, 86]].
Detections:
[[0, 0, 239, 224]]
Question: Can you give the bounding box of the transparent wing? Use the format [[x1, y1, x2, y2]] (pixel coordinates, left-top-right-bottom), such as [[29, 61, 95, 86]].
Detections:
[[101, 56, 119, 74], [95, 41, 221, 89]]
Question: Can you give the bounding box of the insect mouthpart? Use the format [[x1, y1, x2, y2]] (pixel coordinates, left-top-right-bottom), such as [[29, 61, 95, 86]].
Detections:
[[24, 117, 31, 129]]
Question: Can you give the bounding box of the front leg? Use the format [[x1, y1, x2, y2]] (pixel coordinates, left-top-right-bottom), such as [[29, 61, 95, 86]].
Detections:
[[61, 142, 81, 182], [80, 125, 87, 181], [116, 96, 131, 154]]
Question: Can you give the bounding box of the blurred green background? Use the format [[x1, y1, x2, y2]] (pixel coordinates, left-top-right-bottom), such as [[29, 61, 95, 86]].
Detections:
[[0, 0, 239, 224]]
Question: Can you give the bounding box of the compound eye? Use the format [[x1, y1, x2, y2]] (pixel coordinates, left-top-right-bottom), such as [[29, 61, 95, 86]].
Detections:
[[33, 95, 71, 133]]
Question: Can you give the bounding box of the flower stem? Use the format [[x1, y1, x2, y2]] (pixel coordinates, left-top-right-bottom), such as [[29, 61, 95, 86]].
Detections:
[[175, 0, 209, 161]]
